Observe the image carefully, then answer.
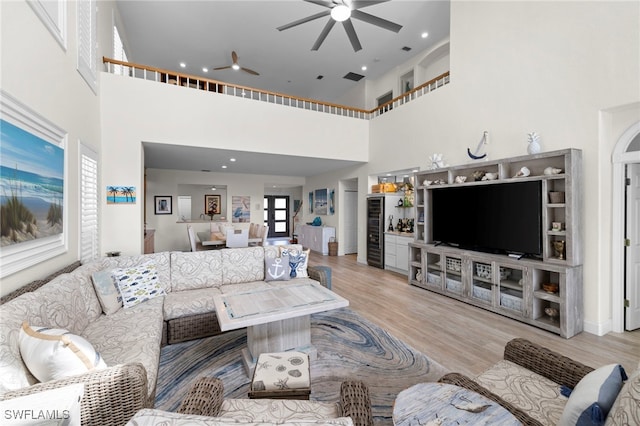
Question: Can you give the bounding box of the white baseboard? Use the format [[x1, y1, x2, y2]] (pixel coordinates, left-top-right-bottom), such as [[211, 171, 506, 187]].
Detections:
[[583, 318, 613, 336]]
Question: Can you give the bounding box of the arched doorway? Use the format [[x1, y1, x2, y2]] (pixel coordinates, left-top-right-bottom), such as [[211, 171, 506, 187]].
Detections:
[[612, 121, 640, 332]]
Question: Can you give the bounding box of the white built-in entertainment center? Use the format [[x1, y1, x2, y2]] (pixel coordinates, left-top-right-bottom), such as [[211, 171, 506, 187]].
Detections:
[[409, 149, 583, 338]]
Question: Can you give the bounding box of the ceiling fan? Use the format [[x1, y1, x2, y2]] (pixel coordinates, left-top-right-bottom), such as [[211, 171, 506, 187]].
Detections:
[[213, 51, 259, 75], [277, 0, 402, 52]]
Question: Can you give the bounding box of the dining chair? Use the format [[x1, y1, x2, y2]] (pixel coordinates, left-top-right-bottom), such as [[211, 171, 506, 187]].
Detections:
[[225, 229, 249, 248], [187, 225, 205, 251]]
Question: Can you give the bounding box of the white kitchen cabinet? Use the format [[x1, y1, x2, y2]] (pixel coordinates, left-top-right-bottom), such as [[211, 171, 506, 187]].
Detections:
[[298, 225, 336, 255], [384, 233, 412, 274]]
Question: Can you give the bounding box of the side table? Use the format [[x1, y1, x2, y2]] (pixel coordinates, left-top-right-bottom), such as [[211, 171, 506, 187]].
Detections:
[[393, 382, 520, 425]]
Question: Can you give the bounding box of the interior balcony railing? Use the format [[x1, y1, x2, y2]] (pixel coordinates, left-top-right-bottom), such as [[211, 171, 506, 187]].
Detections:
[[103, 57, 449, 120]]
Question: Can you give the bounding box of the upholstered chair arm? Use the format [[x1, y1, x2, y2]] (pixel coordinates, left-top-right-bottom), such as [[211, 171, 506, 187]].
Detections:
[[503, 338, 594, 389], [308, 266, 331, 289], [438, 372, 542, 426], [0, 362, 148, 426], [339, 380, 373, 426], [177, 377, 224, 417]]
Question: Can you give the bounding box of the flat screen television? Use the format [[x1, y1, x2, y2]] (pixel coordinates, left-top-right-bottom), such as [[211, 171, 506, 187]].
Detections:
[[431, 180, 542, 256]]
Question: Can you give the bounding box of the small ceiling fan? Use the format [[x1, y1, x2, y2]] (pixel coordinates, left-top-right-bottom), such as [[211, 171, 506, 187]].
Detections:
[[213, 51, 259, 75], [277, 0, 402, 52]]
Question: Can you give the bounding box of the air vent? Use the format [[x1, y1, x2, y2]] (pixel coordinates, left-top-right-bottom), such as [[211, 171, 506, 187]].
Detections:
[[343, 72, 365, 82], [317, 75, 324, 80], [401, 46, 412, 52]]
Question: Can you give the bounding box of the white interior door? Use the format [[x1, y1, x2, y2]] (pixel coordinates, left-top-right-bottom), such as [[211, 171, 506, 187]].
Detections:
[[343, 190, 358, 254], [626, 163, 640, 330]]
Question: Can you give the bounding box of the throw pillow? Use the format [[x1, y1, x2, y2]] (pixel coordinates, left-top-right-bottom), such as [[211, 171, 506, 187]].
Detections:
[[265, 255, 291, 282], [280, 248, 310, 278], [91, 270, 123, 315], [112, 263, 165, 308], [559, 364, 627, 426], [18, 322, 107, 382]]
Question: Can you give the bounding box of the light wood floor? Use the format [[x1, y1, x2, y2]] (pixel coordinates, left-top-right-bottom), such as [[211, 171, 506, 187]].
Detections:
[[308, 253, 640, 378]]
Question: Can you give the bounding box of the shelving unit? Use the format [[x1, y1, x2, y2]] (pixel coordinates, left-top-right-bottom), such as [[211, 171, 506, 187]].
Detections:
[[409, 149, 583, 338]]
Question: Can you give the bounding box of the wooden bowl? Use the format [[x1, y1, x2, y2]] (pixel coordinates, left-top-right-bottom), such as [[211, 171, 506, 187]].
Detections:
[[542, 283, 559, 293]]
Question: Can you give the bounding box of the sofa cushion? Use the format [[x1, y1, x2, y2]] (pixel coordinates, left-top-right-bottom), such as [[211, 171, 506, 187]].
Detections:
[[163, 288, 222, 321], [91, 269, 123, 315], [605, 363, 640, 426], [112, 262, 166, 308], [103, 252, 172, 293], [264, 244, 303, 260], [219, 399, 341, 422], [221, 247, 265, 284], [82, 296, 165, 399], [560, 364, 627, 426], [32, 272, 103, 335], [475, 359, 567, 426], [170, 251, 223, 292], [18, 322, 107, 382], [128, 409, 352, 426], [0, 292, 44, 392]]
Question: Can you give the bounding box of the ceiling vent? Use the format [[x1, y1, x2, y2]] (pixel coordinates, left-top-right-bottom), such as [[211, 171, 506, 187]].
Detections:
[[402, 46, 412, 52], [317, 75, 324, 80], [343, 72, 365, 82]]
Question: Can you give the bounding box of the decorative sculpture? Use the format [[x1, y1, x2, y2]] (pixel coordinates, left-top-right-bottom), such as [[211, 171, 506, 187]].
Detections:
[[467, 131, 489, 160]]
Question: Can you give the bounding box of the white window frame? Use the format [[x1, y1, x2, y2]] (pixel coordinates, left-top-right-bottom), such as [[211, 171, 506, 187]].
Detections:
[[79, 143, 99, 263], [28, 0, 67, 50], [77, 0, 97, 93], [112, 21, 129, 76]]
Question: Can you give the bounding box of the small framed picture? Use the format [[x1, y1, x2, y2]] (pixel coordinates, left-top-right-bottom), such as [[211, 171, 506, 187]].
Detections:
[[154, 196, 172, 215]]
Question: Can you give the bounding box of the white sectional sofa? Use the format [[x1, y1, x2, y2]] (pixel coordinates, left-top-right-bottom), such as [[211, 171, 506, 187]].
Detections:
[[0, 245, 329, 426]]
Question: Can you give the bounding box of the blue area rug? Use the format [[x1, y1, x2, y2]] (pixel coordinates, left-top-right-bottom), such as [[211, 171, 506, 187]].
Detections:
[[155, 307, 448, 424]]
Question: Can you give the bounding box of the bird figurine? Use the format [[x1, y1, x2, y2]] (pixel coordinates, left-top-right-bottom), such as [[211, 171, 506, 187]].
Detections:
[[527, 132, 541, 154]]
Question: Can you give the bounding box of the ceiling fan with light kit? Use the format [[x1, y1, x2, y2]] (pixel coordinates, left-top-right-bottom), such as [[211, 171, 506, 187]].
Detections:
[[277, 0, 403, 52], [213, 51, 260, 75]]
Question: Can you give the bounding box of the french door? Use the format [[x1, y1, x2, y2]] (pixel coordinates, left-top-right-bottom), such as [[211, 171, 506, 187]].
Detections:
[[264, 196, 290, 238]]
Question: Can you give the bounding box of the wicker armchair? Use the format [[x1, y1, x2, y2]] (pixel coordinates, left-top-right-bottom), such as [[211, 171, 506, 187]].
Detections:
[[438, 338, 595, 426], [178, 377, 373, 426]]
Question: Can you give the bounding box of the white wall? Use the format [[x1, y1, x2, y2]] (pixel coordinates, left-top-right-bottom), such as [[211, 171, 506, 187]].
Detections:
[[0, 0, 115, 294], [367, 1, 639, 333]]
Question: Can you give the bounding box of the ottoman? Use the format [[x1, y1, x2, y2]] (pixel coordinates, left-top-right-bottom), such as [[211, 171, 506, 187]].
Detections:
[[249, 351, 311, 400]]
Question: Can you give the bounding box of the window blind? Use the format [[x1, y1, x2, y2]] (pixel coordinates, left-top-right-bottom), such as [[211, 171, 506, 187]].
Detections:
[[77, 0, 97, 92], [80, 144, 99, 263], [113, 24, 128, 75]]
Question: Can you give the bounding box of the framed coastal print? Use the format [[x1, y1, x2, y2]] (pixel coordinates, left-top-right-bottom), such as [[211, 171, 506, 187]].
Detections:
[[329, 188, 335, 215], [106, 186, 136, 204], [232, 195, 250, 223], [0, 90, 68, 278], [308, 191, 313, 213], [314, 188, 328, 215], [154, 196, 172, 215]]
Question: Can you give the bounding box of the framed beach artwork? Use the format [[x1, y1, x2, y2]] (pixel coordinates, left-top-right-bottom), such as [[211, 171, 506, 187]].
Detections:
[[329, 188, 335, 215], [205, 194, 221, 217], [308, 191, 313, 213], [106, 186, 136, 204], [0, 90, 68, 278], [314, 188, 328, 215], [154, 196, 172, 215], [232, 195, 250, 223]]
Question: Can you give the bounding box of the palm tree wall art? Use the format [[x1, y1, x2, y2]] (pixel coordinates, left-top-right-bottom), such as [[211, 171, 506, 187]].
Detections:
[[106, 186, 136, 204]]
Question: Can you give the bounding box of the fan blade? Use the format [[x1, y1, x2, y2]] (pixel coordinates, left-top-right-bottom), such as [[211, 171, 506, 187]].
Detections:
[[277, 10, 331, 31], [342, 19, 362, 52], [311, 18, 336, 51], [350, 1, 390, 10], [304, 0, 334, 8], [231, 51, 238, 63], [241, 67, 259, 76], [351, 9, 402, 32], [213, 66, 232, 71]]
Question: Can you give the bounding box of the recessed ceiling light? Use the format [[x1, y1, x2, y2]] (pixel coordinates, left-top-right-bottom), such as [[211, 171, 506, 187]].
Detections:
[[386, 173, 392, 176], [361, 65, 367, 71], [179, 62, 186, 68], [412, 169, 418, 173], [230, 158, 236, 162], [421, 32, 429, 39], [221, 165, 227, 169], [211, 186, 217, 191], [202, 67, 208, 72]]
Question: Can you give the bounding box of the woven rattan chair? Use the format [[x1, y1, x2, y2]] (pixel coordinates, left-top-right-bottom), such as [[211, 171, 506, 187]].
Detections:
[[178, 377, 373, 426], [438, 338, 596, 426]]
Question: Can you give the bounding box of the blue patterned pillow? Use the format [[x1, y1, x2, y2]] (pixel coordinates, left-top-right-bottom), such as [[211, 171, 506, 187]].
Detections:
[[559, 364, 627, 426], [281, 248, 309, 278], [112, 263, 165, 308]]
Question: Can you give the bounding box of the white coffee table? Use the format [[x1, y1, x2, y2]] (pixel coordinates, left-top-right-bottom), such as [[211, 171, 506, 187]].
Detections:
[[213, 282, 349, 375]]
